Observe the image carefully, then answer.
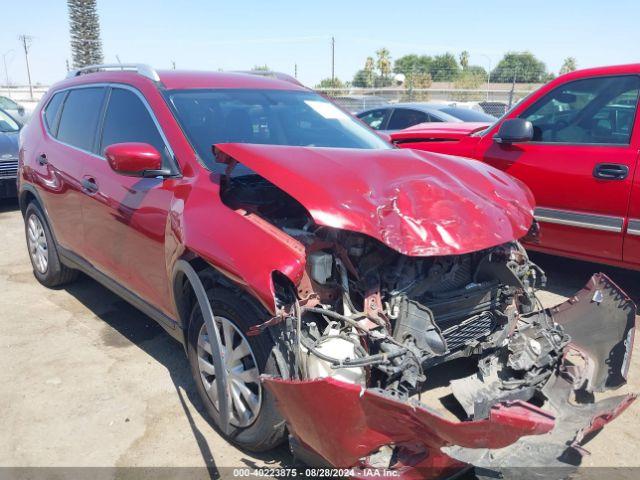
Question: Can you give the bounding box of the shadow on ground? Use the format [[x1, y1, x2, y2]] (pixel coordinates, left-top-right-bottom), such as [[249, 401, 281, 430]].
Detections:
[[61, 275, 291, 479], [530, 252, 640, 304]]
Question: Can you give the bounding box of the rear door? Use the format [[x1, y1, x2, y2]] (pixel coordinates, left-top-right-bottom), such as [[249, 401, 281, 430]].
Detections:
[[80, 86, 176, 315], [34, 87, 106, 257], [479, 74, 640, 262]]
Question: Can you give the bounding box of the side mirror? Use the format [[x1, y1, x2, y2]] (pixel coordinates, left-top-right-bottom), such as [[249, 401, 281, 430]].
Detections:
[[494, 118, 534, 144], [17, 106, 25, 116], [105, 142, 167, 177]]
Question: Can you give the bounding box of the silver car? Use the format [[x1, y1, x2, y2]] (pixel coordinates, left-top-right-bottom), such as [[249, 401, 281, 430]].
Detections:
[[0, 96, 30, 125], [357, 102, 496, 133]]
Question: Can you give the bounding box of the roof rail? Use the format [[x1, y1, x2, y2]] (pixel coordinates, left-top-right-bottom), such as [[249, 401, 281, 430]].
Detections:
[[66, 63, 160, 82], [233, 70, 304, 87]]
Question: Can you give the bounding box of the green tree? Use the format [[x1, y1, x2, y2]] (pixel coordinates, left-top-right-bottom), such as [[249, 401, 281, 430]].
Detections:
[[68, 0, 104, 68], [559, 57, 577, 75], [430, 53, 460, 81], [459, 51, 470, 70], [352, 69, 367, 88], [394, 54, 430, 75], [251, 64, 270, 71], [491, 52, 547, 83], [315, 77, 345, 89], [453, 67, 486, 100]]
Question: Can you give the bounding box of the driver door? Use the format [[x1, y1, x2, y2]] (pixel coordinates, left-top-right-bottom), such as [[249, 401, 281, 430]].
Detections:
[[480, 74, 640, 262]]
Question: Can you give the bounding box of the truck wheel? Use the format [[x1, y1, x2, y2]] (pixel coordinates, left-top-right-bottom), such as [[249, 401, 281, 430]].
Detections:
[[24, 202, 78, 287], [186, 283, 286, 452]]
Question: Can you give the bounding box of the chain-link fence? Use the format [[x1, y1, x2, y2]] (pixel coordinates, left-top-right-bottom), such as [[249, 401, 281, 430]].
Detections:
[[316, 86, 538, 118]]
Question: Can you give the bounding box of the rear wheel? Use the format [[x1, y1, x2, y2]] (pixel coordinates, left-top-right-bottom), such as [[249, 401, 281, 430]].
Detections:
[[186, 282, 286, 451], [24, 202, 78, 287]]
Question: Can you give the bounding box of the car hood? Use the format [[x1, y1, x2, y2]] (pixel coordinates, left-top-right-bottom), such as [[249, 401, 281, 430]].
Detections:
[[215, 143, 534, 257], [0, 131, 18, 159], [391, 121, 489, 142]]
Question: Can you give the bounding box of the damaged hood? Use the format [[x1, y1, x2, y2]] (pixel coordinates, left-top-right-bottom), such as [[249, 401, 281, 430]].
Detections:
[[216, 143, 534, 256]]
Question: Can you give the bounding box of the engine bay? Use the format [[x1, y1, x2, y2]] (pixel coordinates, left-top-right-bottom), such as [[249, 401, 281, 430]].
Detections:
[[223, 172, 569, 417]]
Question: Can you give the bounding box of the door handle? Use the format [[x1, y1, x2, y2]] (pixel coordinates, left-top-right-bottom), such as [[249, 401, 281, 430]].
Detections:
[[81, 177, 99, 194], [37, 153, 48, 166], [593, 163, 629, 180]]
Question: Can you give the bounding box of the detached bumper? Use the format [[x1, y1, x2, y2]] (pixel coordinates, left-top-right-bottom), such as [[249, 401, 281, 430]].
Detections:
[[263, 274, 636, 479]]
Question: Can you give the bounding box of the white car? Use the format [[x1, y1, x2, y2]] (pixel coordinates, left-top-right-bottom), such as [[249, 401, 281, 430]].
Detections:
[[0, 96, 30, 125]]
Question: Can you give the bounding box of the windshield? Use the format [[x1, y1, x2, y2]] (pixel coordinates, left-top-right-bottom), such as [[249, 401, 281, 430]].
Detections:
[[440, 107, 496, 122], [0, 109, 19, 133], [165, 89, 390, 170]]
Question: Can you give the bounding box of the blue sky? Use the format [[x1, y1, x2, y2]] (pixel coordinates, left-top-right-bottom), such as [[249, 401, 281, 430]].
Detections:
[[2, 0, 639, 87]]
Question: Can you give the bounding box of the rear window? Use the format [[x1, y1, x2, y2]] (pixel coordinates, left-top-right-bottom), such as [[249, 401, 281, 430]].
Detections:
[[57, 87, 105, 151], [44, 92, 66, 133]]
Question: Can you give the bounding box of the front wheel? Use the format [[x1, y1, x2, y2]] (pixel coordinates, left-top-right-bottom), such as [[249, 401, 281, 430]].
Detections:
[[186, 283, 286, 452]]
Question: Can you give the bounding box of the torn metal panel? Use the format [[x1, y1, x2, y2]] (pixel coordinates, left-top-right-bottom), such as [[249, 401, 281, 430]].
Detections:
[[549, 272, 636, 391], [214, 143, 535, 257], [263, 376, 554, 478]]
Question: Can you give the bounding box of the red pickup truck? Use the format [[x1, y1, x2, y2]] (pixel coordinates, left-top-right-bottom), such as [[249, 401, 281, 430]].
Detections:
[[391, 64, 640, 270]]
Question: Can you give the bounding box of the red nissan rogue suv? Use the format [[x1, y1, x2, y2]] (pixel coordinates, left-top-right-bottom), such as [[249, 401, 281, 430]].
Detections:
[[18, 64, 636, 478]]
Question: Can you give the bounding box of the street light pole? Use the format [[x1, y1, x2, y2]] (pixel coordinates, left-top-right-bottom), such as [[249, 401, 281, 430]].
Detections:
[[330, 36, 335, 83], [2, 50, 13, 97]]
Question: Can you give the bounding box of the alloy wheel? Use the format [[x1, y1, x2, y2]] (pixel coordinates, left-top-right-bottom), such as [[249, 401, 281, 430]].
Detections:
[[27, 214, 48, 274], [196, 316, 262, 427]]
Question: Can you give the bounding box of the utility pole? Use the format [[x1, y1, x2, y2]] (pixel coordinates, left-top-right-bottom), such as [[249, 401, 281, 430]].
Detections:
[[331, 36, 335, 83], [18, 35, 33, 100], [2, 50, 13, 96], [294, 63, 298, 79]]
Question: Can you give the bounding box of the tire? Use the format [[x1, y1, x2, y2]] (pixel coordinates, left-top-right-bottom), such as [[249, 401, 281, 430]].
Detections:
[[24, 202, 78, 287], [186, 280, 286, 452]]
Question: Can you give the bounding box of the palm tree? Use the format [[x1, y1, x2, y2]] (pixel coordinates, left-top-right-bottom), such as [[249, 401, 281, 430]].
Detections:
[[364, 56, 375, 88], [376, 48, 392, 79], [459, 51, 470, 70]]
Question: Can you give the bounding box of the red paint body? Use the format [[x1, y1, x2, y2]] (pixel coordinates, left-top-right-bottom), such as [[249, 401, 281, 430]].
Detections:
[[19, 70, 535, 315], [392, 64, 640, 269], [16, 69, 634, 479], [263, 377, 555, 479]]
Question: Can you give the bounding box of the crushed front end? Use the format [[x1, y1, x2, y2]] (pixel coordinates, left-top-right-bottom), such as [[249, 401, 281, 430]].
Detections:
[[258, 234, 635, 479], [215, 144, 637, 479]]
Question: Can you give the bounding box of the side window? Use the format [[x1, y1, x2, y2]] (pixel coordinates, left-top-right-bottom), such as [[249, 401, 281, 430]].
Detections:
[[358, 109, 387, 130], [100, 88, 170, 164], [521, 75, 640, 144], [43, 92, 66, 134], [387, 108, 429, 130], [57, 88, 106, 151]]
